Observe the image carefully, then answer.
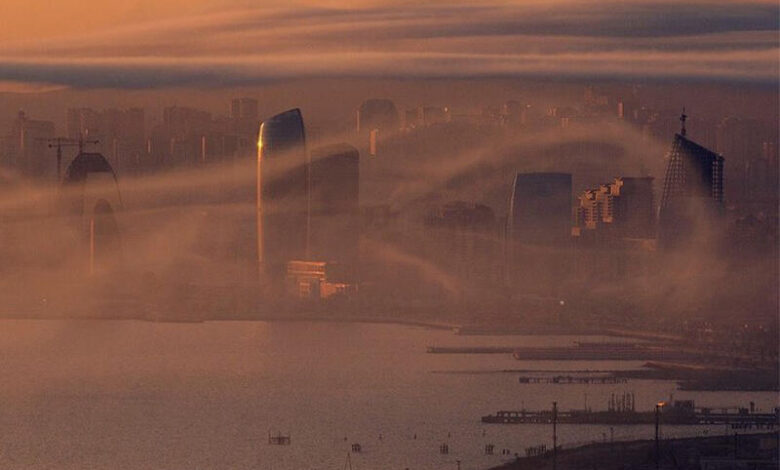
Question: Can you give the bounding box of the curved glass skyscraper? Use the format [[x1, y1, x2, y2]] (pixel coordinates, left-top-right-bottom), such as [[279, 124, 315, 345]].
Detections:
[[257, 108, 309, 280], [507, 172, 572, 245]]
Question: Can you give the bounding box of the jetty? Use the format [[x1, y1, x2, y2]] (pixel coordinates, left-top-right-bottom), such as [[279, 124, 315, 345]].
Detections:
[[512, 342, 705, 361], [268, 432, 291, 445], [489, 431, 779, 470], [518, 375, 627, 384], [482, 399, 779, 427]]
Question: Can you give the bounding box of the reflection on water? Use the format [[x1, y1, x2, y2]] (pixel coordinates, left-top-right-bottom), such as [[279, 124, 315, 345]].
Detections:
[[0, 320, 775, 469]]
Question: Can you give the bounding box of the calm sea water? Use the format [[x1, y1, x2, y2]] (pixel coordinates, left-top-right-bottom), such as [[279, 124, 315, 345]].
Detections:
[[0, 320, 775, 470]]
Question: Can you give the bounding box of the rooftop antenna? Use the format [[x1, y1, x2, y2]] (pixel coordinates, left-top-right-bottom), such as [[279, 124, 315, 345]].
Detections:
[[78, 130, 100, 154], [680, 107, 687, 137], [44, 134, 98, 182], [46, 137, 78, 182]]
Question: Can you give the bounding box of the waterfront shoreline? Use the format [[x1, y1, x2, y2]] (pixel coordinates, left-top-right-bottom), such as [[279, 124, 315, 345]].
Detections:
[[489, 431, 780, 470]]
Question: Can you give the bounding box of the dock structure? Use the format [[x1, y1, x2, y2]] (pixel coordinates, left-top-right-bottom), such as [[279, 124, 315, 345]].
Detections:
[[427, 342, 715, 362], [482, 400, 780, 426], [427, 346, 514, 354], [518, 375, 627, 385], [512, 343, 705, 362], [489, 432, 779, 470], [268, 432, 291, 445]]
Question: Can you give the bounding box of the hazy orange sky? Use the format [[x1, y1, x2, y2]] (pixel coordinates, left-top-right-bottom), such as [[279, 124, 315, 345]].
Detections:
[[1, 0, 777, 41], [0, 0, 253, 41], [0, 0, 374, 40], [0, 0, 777, 89]]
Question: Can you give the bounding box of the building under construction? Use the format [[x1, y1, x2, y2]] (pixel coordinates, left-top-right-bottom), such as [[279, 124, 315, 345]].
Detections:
[[658, 114, 724, 248]]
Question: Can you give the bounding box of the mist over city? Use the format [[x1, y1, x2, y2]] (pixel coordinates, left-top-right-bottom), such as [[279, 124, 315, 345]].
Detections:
[[0, 1, 777, 469]]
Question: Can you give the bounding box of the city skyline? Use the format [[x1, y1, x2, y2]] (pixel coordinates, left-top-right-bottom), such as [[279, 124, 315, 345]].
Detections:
[[0, 3, 776, 469]]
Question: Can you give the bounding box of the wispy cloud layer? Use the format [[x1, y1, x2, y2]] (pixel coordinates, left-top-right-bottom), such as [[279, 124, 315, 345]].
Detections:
[[0, 1, 777, 88]]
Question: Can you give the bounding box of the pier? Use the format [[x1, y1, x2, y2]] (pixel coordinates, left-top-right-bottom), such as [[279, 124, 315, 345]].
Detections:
[[511, 343, 705, 362], [427, 346, 514, 354], [482, 400, 780, 426], [518, 375, 627, 384], [489, 431, 779, 470], [427, 342, 713, 362], [268, 432, 291, 445]]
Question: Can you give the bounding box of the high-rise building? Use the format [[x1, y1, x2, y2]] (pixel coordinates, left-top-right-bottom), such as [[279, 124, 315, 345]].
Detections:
[[424, 201, 501, 284], [67, 108, 101, 140], [67, 107, 146, 173], [357, 99, 399, 134], [501, 101, 528, 127], [421, 106, 449, 127], [309, 143, 360, 277], [163, 106, 211, 136], [575, 177, 655, 239], [230, 98, 261, 157], [716, 117, 777, 202], [160, 106, 211, 166], [231, 98, 259, 121], [257, 108, 309, 279], [612, 177, 655, 238], [4, 111, 55, 179], [659, 121, 724, 247], [506, 172, 572, 296], [507, 172, 572, 245]]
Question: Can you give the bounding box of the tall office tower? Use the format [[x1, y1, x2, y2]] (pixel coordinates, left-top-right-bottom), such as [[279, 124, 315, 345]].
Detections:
[[160, 106, 213, 166], [67, 108, 146, 173], [613, 177, 655, 238], [659, 115, 724, 248], [309, 143, 360, 278], [98, 108, 146, 173], [115, 108, 146, 171], [507, 172, 573, 245], [356, 99, 399, 134], [231, 98, 259, 121], [257, 108, 309, 280], [6, 111, 55, 178], [67, 108, 101, 140], [506, 172, 572, 295], [424, 201, 500, 284], [501, 101, 527, 127], [230, 98, 261, 157]]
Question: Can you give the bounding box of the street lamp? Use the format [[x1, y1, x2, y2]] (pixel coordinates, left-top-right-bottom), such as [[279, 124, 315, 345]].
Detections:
[[655, 401, 666, 470], [552, 401, 558, 470]]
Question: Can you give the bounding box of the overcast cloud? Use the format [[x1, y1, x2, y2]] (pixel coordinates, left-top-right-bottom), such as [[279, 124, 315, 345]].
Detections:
[[0, 1, 776, 88]]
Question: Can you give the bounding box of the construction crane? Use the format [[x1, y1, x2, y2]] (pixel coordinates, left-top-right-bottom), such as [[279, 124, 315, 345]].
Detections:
[[46, 136, 99, 182]]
